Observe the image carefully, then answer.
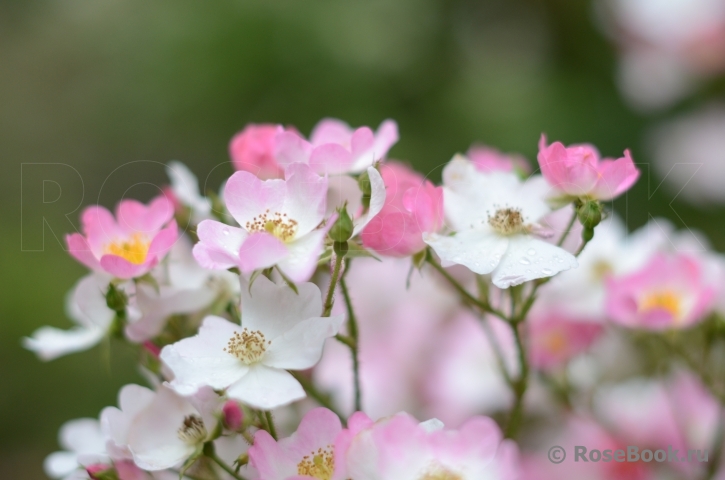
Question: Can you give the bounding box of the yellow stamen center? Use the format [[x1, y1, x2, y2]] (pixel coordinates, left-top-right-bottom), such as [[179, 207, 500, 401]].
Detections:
[[420, 467, 463, 480], [245, 209, 298, 242], [224, 328, 270, 365], [488, 207, 525, 235], [542, 329, 568, 355], [105, 233, 150, 265], [297, 445, 334, 480], [591, 260, 613, 281], [640, 290, 682, 319], [177, 415, 207, 444]]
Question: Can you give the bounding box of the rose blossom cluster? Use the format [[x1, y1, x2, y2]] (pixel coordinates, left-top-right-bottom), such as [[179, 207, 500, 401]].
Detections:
[[24, 117, 725, 480]]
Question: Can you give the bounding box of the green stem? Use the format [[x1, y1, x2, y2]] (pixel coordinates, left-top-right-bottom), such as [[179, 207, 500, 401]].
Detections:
[[504, 322, 529, 439], [208, 452, 248, 480], [340, 277, 362, 412], [425, 251, 507, 319], [557, 209, 578, 247], [322, 253, 345, 317], [264, 410, 278, 440], [479, 316, 513, 386], [664, 337, 725, 404], [290, 371, 346, 421]]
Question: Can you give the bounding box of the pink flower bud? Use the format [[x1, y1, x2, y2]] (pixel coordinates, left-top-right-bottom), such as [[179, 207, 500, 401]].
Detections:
[[537, 134, 639, 201], [142, 341, 161, 358], [229, 124, 284, 179], [467, 145, 530, 174], [86, 464, 112, 479], [223, 400, 244, 431], [361, 162, 443, 257]]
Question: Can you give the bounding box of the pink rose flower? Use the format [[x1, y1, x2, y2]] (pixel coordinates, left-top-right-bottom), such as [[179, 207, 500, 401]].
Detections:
[[605, 253, 717, 330], [275, 118, 399, 175], [65, 195, 178, 279], [361, 162, 443, 257], [338, 411, 520, 480], [248, 407, 345, 480], [527, 312, 603, 371], [229, 123, 285, 180], [537, 135, 639, 200], [467, 144, 531, 174]]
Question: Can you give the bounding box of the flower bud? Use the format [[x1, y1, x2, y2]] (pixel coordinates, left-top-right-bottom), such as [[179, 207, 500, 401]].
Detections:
[[86, 464, 118, 480], [105, 284, 127, 314], [329, 208, 354, 243], [222, 400, 244, 431], [577, 200, 602, 230]]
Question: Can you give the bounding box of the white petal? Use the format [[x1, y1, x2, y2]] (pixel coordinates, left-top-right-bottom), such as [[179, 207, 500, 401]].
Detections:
[[71, 273, 115, 330], [193, 220, 247, 270], [226, 365, 305, 410], [492, 236, 578, 289], [424, 230, 509, 275], [23, 326, 105, 361], [167, 161, 212, 218], [44, 451, 79, 478], [264, 315, 344, 370], [276, 229, 327, 283], [326, 174, 362, 216], [240, 275, 323, 339], [352, 166, 386, 236], [161, 316, 249, 395], [101, 384, 156, 449], [128, 387, 199, 471]]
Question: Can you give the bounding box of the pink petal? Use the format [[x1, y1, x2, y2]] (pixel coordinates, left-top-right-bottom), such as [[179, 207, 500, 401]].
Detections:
[[275, 130, 313, 169], [310, 118, 353, 146], [147, 219, 178, 259], [224, 171, 286, 228], [99, 254, 154, 279], [277, 229, 328, 283], [350, 127, 375, 157], [282, 162, 328, 235], [81, 205, 120, 252], [309, 143, 355, 175], [192, 220, 247, 270], [237, 232, 289, 274], [590, 150, 640, 200], [229, 124, 284, 180], [66, 233, 101, 270]]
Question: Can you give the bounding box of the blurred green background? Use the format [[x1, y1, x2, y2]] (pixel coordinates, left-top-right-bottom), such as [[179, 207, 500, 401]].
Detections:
[[2, 0, 723, 478]]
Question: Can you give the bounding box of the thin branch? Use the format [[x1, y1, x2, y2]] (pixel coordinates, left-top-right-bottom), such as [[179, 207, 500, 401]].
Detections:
[[340, 277, 363, 412]]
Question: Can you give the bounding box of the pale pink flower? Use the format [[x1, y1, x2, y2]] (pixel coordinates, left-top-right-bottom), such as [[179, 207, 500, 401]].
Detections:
[[537, 135, 639, 201], [192, 163, 328, 282], [65, 195, 178, 279], [527, 312, 603, 371], [361, 162, 443, 257], [339, 412, 520, 480], [467, 145, 531, 174], [248, 407, 344, 480], [229, 123, 285, 180], [605, 253, 717, 330], [275, 118, 398, 175], [44, 418, 109, 480]]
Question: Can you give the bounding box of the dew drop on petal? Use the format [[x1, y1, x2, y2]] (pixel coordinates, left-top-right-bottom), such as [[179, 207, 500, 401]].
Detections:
[[222, 228, 230, 236], [542, 268, 554, 275], [519, 257, 531, 265], [527, 249, 536, 256]]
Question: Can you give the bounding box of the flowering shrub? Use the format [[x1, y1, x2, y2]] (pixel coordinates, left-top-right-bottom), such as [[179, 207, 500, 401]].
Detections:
[[25, 117, 725, 480]]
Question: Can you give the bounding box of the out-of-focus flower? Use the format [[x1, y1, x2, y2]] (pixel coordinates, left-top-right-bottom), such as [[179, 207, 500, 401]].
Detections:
[[527, 312, 603, 371], [424, 155, 577, 288], [606, 253, 717, 329], [423, 312, 517, 427], [338, 411, 519, 480], [165, 161, 212, 223], [44, 418, 108, 480], [66, 196, 178, 279], [101, 385, 219, 471], [248, 408, 343, 480], [192, 163, 329, 282], [313, 257, 458, 419], [229, 123, 285, 180], [24, 273, 114, 361], [467, 144, 531, 175], [599, 0, 725, 110], [361, 162, 443, 257], [275, 118, 398, 175], [537, 135, 639, 201], [161, 275, 343, 410], [648, 104, 725, 205]]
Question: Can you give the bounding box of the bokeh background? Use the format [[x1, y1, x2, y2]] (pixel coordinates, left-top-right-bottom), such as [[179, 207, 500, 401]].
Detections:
[[2, 0, 724, 478]]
